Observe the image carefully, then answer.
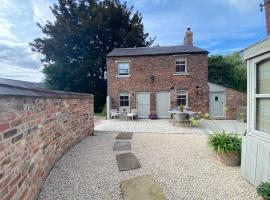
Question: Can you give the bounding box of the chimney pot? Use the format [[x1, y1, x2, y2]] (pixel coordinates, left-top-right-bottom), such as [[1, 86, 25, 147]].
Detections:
[[184, 27, 193, 46]]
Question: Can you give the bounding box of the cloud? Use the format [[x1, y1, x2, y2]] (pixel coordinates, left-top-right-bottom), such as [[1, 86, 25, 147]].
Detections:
[[213, 0, 261, 12], [32, 0, 55, 25], [0, 18, 16, 40], [0, 63, 44, 82]]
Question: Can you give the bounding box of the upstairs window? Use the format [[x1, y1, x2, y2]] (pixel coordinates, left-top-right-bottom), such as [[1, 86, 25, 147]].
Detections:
[[177, 91, 188, 106], [118, 62, 129, 76], [175, 57, 187, 73], [119, 93, 129, 107]]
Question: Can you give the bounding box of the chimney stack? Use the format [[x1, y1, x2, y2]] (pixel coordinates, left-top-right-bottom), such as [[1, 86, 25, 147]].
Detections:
[[265, 0, 270, 35], [184, 28, 193, 46]]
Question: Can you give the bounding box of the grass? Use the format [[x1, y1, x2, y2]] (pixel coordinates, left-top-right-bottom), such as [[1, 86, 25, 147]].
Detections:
[[94, 112, 106, 117]]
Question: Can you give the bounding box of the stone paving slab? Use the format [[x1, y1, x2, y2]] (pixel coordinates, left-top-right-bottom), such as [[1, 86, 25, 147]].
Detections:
[[113, 141, 131, 151], [95, 119, 246, 135], [116, 132, 133, 140], [116, 152, 141, 171], [120, 175, 166, 200]]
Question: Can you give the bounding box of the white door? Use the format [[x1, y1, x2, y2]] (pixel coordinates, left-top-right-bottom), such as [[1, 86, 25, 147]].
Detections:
[[156, 92, 170, 118], [136, 93, 150, 118], [209, 92, 225, 118]]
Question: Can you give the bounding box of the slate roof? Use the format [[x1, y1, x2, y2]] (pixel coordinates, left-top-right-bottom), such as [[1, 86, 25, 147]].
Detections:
[[0, 78, 91, 98], [107, 45, 209, 57]]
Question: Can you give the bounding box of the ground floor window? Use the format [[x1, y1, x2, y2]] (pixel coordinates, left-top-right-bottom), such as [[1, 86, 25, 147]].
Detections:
[[177, 91, 188, 107], [119, 93, 129, 107], [255, 60, 270, 134], [256, 99, 270, 133]]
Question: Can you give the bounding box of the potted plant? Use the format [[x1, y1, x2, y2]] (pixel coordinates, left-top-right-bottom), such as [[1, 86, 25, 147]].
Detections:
[[208, 131, 241, 166], [257, 182, 270, 200], [179, 105, 184, 112], [149, 113, 157, 120]]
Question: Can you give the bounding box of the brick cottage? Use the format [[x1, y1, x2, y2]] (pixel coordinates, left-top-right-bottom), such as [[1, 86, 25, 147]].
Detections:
[[106, 28, 246, 119]]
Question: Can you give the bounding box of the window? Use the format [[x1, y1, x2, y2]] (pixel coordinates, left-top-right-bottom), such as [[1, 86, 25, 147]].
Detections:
[[118, 62, 129, 76], [175, 57, 187, 73], [255, 60, 270, 134], [119, 93, 129, 107], [177, 91, 188, 106]]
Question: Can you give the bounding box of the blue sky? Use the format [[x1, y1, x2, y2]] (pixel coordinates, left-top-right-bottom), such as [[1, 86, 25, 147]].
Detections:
[[0, 0, 266, 82]]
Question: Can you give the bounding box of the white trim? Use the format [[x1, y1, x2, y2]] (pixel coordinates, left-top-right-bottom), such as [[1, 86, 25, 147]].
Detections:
[[117, 75, 131, 78], [177, 90, 189, 107], [115, 60, 131, 63], [248, 52, 270, 136], [117, 62, 130, 76], [119, 92, 130, 112], [175, 57, 187, 74], [173, 73, 189, 76]]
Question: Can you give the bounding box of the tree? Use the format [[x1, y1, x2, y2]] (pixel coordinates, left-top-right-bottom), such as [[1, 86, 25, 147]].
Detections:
[[208, 52, 247, 92], [30, 0, 154, 112]]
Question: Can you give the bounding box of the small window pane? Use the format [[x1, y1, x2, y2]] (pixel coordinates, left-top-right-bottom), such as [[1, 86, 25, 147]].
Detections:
[[257, 60, 270, 94], [177, 92, 187, 106], [119, 93, 129, 107], [256, 98, 270, 134], [118, 63, 129, 75]]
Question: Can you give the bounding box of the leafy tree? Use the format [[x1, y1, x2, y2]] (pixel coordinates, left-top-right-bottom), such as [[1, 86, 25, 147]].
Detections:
[[208, 52, 247, 92], [30, 0, 154, 111]]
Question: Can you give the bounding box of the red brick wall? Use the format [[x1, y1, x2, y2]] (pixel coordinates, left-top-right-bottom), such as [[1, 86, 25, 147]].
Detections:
[[265, 0, 270, 35], [225, 88, 247, 120], [0, 96, 94, 200], [107, 54, 209, 115]]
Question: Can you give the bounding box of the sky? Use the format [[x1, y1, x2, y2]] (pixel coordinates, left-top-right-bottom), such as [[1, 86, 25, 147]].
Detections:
[[0, 0, 266, 82]]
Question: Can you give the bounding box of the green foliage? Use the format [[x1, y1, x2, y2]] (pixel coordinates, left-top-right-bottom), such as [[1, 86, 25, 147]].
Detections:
[[209, 52, 247, 92], [30, 0, 154, 112], [101, 104, 107, 116], [257, 182, 270, 200], [208, 131, 241, 154]]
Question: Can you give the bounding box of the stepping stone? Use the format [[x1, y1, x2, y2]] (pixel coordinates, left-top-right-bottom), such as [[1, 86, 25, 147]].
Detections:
[[113, 141, 131, 151], [120, 175, 166, 200], [116, 152, 141, 171], [116, 132, 133, 140]]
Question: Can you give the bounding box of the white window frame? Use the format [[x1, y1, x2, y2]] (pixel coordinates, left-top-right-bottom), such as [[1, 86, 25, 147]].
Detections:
[[119, 92, 130, 110], [248, 53, 270, 140], [177, 90, 188, 107], [175, 57, 187, 74], [116, 61, 130, 77]]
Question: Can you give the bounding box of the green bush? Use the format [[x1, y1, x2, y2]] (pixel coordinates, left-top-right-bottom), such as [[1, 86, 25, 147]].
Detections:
[[208, 131, 241, 154], [257, 182, 270, 200], [101, 104, 107, 116]]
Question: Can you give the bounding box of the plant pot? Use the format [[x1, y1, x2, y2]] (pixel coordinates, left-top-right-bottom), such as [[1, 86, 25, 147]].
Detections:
[[216, 152, 241, 166]]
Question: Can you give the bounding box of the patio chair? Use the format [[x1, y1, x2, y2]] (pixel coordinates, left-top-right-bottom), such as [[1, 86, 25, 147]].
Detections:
[[110, 109, 120, 119], [127, 109, 137, 120], [173, 113, 188, 127]]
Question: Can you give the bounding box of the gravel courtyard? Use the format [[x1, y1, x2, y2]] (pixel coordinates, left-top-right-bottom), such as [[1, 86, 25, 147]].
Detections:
[[38, 131, 259, 200]]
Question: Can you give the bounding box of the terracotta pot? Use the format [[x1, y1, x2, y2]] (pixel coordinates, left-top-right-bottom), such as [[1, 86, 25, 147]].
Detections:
[[216, 152, 241, 166]]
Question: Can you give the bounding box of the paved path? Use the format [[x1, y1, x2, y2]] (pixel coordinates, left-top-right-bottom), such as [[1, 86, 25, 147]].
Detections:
[[95, 119, 246, 134], [38, 132, 258, 200]]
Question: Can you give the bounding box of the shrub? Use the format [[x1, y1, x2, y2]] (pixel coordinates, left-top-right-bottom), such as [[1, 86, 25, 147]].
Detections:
[[101, 104, 107, 116], [257, 182, 270, 200], [208, 131, 241, 154]]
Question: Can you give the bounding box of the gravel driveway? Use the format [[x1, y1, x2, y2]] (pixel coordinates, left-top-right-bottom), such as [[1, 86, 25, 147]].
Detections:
[[38, 132, 259, 200]]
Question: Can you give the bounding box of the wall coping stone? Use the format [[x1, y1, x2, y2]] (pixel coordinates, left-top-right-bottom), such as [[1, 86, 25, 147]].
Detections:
[[0, 78, 92, 99]]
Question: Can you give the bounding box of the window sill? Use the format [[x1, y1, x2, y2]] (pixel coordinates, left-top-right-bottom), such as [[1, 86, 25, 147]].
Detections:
[[174, 73, 189, 76], [117, 75, 131, 78]]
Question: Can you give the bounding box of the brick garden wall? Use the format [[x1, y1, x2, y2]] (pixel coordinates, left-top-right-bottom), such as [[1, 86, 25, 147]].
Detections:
[[107, 54, 209, 114], [0, 95, 94, 200], [225, 88, 247, 120]]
